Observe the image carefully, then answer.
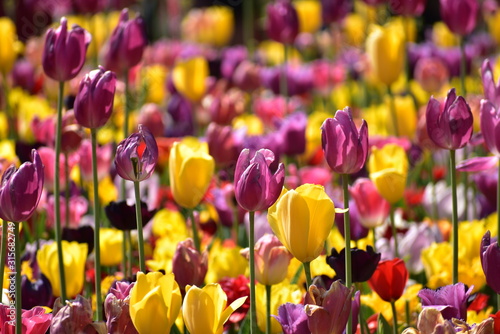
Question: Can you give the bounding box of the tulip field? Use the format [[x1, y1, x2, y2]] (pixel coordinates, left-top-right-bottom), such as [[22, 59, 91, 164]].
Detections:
[[2, 0, 500, 333]]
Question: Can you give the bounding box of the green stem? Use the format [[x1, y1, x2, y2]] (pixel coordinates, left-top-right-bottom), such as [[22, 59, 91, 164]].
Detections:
[[55, 81, 67, 302], [497, 293, 500, 312], [134, 181, 146, 273], [64, 152, 70, 228], [91, 129, 103, 321], [342, 173, 352, 334], [189, 210, 201, 253], [0, 221, 7, 290], [121, 72, 132, 275], [459, 37, 467, 97], [405, 299, 410, 327], [126, 231, 132, 277], [390, 300, 398, 334], [14, 222, 21, 334], [249, 211, 257, 334], [265, 285, 271, 334], [121, 230, 128, 277], [243, 0, 254, 54], [390, 206, 399, 259], [372, 228, 377, 253], [387, 86, 399, 137], [450, 149, 459, 284], [303, 261, 312, 289]]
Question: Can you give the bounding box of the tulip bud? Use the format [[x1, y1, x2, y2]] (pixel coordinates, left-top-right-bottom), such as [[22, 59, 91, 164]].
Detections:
[[414, 56, 449, 93], [480, 231, 500, 294], [42, 17, 90, 82], [439, 0, 478, 37], [481, 59, 500, 108], [389, 0, 426, 16], [74, 66, 117, 129], [172, 238, 208, 289], [326, 246, 381, 283], [172, 56, 209, 102], [368, 258, 408, 302], [12, 59, 37, 94], [321, 0, 351, 25], [266, 0, 299, 44], [277, 112, 307, 156], [206, 123, 242, 168]]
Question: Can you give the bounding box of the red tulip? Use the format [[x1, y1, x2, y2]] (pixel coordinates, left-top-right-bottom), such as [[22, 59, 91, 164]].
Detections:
[[368, 258, 408, 302]]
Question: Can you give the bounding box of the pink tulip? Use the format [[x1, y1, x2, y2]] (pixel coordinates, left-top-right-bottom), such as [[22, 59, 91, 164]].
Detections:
[[78, 140, 113, 182], [0, 305, 52, 334], [349, 178, 390, 229], [45, 195, 88, 228], [38, 147, 77, 192]]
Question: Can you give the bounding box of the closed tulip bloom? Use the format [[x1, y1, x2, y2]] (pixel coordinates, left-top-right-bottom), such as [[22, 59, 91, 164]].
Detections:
[[321, 107, 368, 175], [169, 138, 215, 209], [268, 184, 335, 263], [234, 149, 285, 212], [294, 0, 321, 34], [206, 123, 242, 168], [480, 231, 500, 294], [115, 125, 159, 182], [266, 0, 299, 44], [0, 149, 44, 223], [440, 0, 478, 37], [481, 59, 500, 108], [368, 144, 409, 204], [480, 100, 500, 156], [304, 280, 354, 334], [172, 238, 208, 289], [389, 0, 426, 16], [326, 246, 381, 283], [183, 283, 247, 334], [350, 178, 390, 228], [129, 272, 182, 334], [0, 18, 18, 75], [366, 24, 405, 86], [104, 8, 146, 75], [37, 241, 88, 297], [172, 57, 209, 102], [321, 0, 351, 25], [426, 88, 473, 150], [99, 228, 123, 266], [42, 17, 90, 82], [74, 66, 117, 129], [368, 258, 408, 302]]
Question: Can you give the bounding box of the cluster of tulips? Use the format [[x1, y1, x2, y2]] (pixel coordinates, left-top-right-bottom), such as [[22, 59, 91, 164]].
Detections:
[[3, 0, 500, 333]]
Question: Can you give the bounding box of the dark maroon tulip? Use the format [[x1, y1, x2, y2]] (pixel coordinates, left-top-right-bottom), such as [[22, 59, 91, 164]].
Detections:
[[104, 8, 147, 76], [326, 246, 381, 283], [440, 0, 478, 36], [266, 0, 299, 45], [418, 282, 473, 320], [104, 200, 156, 231], [42, 17, 90, 82], [425, 88, 473, 150], [0, 150, 44, 223], [321, 107, 369, 174], [389, 0, 426, 16], [480, 231, 500, 294], [206, 123, 242, 168], [51, 295, 94, 333], [172, 239, 208, 289], [234, 148, 285, 212], [74, 66, 117, 129], [114, 125, 158, 182], [321, 0, 351, 24], [21, 274, 53, 309], [481, 59, 500, 107]]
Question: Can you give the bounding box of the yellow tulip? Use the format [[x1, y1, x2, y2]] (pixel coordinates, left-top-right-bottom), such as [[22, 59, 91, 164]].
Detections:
[[368, 144, 408, 204], [183, 283, 247, 334], [232, 114, 264, 136], [182, 6, 234, 47], [386, 94, 417, 139], [432, 22, 459, 48], [268, 184, 335, 263], [129, 271, 182, 334], [37, 241, 87, 297], [169, 137, 215, 209], [294, 0, 321, 34], [206, 239, 248, 283], [487, 11, 500, 46], [172, 57, 208, 102], [365, 24, 405, 86], [100, 228, 123, 266], [141, 65, 168, 104], [0, 17, 17, 75], [343, 13, 366, 47]]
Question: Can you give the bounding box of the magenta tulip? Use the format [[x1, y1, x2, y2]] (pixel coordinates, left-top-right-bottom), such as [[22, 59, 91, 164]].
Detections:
[[266, 0, 299, 45], [0, 150, 44, 223], [172, 238, 208, 289], [425, 88, 473, 150], [439, 0, 478, 36], [115, 125, 158, 182], [321, 107, 369, 175], [206, 123, 243, 168], [349, 178, 390, 229], [480, 99, 500, 155], [234, 148, 285, 212], [389, 0, 426, 16], [480, 231, 500, 294], [74, 66, 117, 129], [321, 0, 351, 24], [104, 8, 147, 75], [42, 17, 90, 82], [481, 59, 500, 107]]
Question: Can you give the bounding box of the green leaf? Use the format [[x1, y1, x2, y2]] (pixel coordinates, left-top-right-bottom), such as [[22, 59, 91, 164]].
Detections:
[[170, 323, 182, 334], [377, 313, 392, 334], [238, 315, 250, 334]]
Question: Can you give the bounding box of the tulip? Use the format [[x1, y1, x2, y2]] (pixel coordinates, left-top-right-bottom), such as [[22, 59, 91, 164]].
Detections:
[[104, 281, 136, 334], [234, 149, 285, 212], [99, 228, 123, 266], [206, 123, 243, 168], [172, 57, 209, 102], [37, 241, 87, 297], [115, 125, 159, 183], [268, 184, 335, 263], [439, 0, 478, 37], [166, 93, 195, 137], [480, 100, 500, 157], [172, 238, 208, 289], [350, 178, 390, 229], [326, 246, 381, 283], [266, 0, 299, 44], [74, 66, 117, 129], [219, 275, 251, 325], [0, 305, 52, 334], [334, 200, 369, 242], [277, 112, 307, 156], [389, 0, 426, 16], [38, 147, 75, 192], [129, 272, 182, 334], [480, 231, 500, 294], [21, 275, 53, 309], [45, 195, 88, 228], [366, 24, 405, 86], [137, 103, 165, 137], [183, 283, 247, 334], [274, 303, 309, 334], [368, 258, 408, 303], [62, 226, 94, 255], [321, 0, 351, 25], [414, 56, 449, 93], [42, 17, 90, 82], [105, 200, 156, 231], [321, 107, 368, 175], [0, 18, 18, 75], [221, 46, 248, 80], [104, 8, 146, 76], [181, 6, 234, 47], [77, 140, 112, 182], [418, 282, 473, 321], [481, 59, 500, 108], [50, 295, 94, 333], [426, 88, 473, 150], [304, 280, 354, 334], [293, 0, 321, 34]]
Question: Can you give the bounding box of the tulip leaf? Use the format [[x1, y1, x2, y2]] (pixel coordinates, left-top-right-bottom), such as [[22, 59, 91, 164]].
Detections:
[[170, 324, 182, 334], [377, 313, 392, 334], [238, 315, 250, 334]]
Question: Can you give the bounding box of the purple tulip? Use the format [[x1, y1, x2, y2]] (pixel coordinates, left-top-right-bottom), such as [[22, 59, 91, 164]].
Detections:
[[42, 17, 90, 82], [172, 239, 208, 290], [74, 67, 117, 129], [321, 0, 351, 24], [274, 303, 309, 334], [0, 150, 44, 223], [425, 88, 473, 150], [166, 93, 194, 137], [104, 8, 147, 76], [51, 295, 94, 333], [276, 112, 307, 156], [326, 246, 381, 283], [480, 99, 500, 156], [261, 65, 314, 96], [114, 125, 158, 182], [417, 283, 473, 321], [480, 231, 500, 294], [12, 59, 37, 94], [221, 46, 248, 80], [104, 281, 137, 334], [210, 185, 236, 228], [234, 148, 285, 212], [321, 107, 369, 174], [439, 0, 478, 36], [389, 0, 426, 16], [266, 0, 299, 45], [481, 59, 500, 107]]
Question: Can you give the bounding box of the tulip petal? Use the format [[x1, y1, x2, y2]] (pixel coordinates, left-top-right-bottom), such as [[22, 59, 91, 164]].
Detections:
[[456, 156, 497, 172]]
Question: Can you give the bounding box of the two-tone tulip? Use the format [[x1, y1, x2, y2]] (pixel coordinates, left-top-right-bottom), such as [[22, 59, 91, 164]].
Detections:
[[349, 178, 390, 228], [440, 0, 478, 37]]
